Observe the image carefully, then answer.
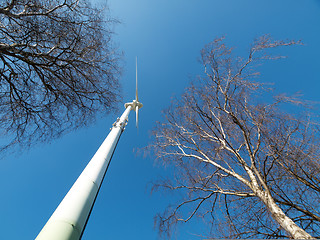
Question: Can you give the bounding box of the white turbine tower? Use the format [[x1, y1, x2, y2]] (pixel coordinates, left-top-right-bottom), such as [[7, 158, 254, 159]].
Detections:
[[36, 59, 143, 240]]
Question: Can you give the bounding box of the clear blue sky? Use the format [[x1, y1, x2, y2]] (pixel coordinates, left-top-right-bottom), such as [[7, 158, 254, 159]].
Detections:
[[0, 0, 319, 239]]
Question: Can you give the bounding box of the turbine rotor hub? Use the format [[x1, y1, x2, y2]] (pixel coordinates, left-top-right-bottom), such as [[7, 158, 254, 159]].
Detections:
[[124, 99, 143, 110]]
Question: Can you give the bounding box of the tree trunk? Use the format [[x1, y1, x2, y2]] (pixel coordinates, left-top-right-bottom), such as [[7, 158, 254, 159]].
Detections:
[[257, 190, 313, 239]]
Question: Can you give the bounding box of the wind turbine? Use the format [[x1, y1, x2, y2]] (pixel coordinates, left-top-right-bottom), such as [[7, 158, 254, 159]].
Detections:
[[36, 59, 143, 240], [126, 57, 143, 129]]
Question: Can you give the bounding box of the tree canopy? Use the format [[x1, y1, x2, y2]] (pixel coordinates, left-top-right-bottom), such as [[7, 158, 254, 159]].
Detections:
[[151, 36, 320, 239], [0, 0, 121, 151]]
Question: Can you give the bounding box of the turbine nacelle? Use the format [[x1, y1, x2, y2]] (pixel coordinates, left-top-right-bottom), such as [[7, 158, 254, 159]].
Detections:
[[124, 98, 143, 129], [124, 100, 143, 110]]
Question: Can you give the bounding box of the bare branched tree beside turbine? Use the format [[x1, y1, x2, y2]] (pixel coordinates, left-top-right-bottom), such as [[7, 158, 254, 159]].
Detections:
[[0, 0, 120, 151], [150, 36, 320, 239]]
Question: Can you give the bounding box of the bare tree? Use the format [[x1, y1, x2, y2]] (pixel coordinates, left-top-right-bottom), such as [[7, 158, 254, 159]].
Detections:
[[150, 36, 320, 239], [0, 0, 120, 151]]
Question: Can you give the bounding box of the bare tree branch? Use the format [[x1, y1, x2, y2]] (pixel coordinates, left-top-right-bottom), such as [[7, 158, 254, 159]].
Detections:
[[0, 0, 121, 151], [150, 36, 318, 239]]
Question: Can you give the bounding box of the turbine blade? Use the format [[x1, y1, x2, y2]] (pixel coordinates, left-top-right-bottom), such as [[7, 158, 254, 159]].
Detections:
[[136, 56, 138, 101], [135, 105, 139, 129]]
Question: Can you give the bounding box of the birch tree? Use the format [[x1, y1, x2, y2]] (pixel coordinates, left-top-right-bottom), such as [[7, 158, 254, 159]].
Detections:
[[0, 0, 120, 151], [151, 36, 320, 239]]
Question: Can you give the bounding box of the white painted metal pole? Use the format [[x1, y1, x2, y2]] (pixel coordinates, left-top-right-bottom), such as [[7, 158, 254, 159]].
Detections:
[[36, 105, 132, 240]]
